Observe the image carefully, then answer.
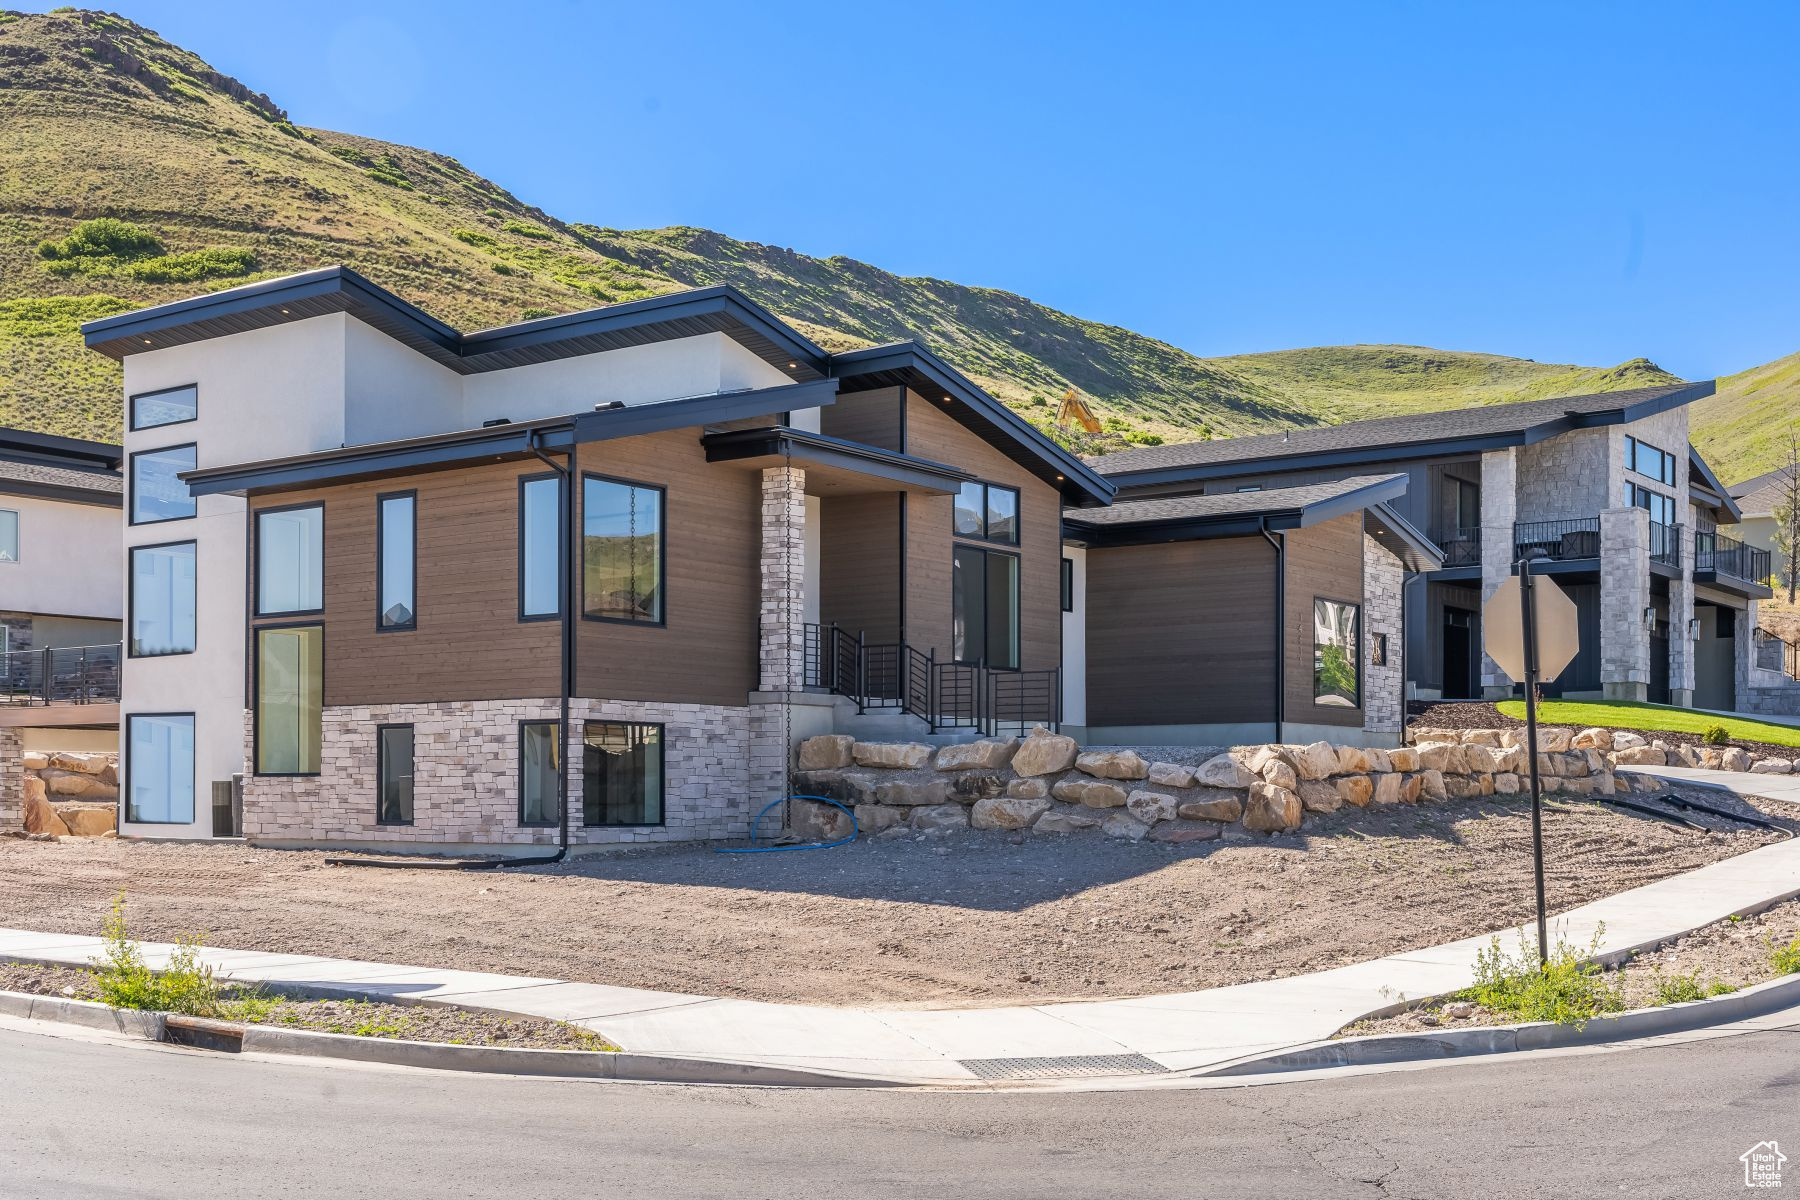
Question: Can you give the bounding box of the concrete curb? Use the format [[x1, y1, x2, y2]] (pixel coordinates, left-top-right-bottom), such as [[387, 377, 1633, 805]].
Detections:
[[0, 988, 166, 1040], [1198, 970, 1800, 1077]]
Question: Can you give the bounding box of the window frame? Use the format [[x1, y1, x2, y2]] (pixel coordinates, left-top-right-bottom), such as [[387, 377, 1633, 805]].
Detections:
[[1627, 435, 1677, 487], [375, 722, 416, 827], [951, 543, 1023, 670], [952, 480, 1022, 546], [1311, 595, 1363, 709], [517, 471, 565, 623], [517, 718, 563, 828], [375, 490, 418, 633], [128, 384, 199, 432], [0, 507, 17, 565], [124, 711, 196, 826], [581, 720, 667, 828], [1060, 557, 1074, 613], [253, 501, 326, 619], [128, 442, 198, 527], [251, 621, 325, 778], [580, 471, 668, 627], [127, 538, 198, 659]]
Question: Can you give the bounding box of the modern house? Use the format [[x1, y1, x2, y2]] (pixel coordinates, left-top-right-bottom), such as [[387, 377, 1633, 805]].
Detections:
[[79, 267, 1114, 848], [1726, 465, 1792, 588], [0, 428, 123, 829], [1086, 383, 1779, 714]]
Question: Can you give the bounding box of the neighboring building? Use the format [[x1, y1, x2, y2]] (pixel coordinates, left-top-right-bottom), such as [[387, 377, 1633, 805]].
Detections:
[[0, 428, 123, 830], [80, 268, 1110, 848], [1087, 383, 1780, 714], [1727, 465, 1792, 588]]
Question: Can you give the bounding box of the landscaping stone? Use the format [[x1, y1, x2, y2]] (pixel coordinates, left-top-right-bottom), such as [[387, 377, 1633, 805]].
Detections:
[[1416, 769, 1446, 802], [1125, 790, 1177, 824], [1032, 805, 1102, 833], [934, 738, 1018, 771], [1416, 742, 1466, 773], [1240, 745, 1292, 779], [1387, 746, 1420, 772], [1722, 747, 1754, 773], [1100, 811, 1151, 841], [873, 778, 954, 807], [852, 742, 933, 769], [1538, 728, 1572, 753], [1335, 774, 1374, 807], [1006, 777, 1049, 799], [1010, 733, 1078, 777], [53, 805, 116, 837], [22, 792, 67, 837], [1243, 782, 1301, 832], [51, 752, 110, 775], [970, 795, 1050, 831], [40, 769, 115, 800], [1293, 741, 1339, 781], [791, 798, 854, 842], [1052, 779, 1129, 808], [1146, 761, 1196, 788], [1297, 780, 1342, 814], [1751, 758, 1794, 774], [1612, 730, 1647, 750], [1074, 749, 1150, 780], [20, 752, 49, 771], [796, 734, 854, 771], [948, 772, 1007, 802], [1193, 753, 1254, 789], [1149, 820, 1223, 844], [1611, 744, 1666, 767], [1177, 790, 1244, 822], [1364, 747, 1392, 772], [793, 770, 875, 805], [853, 803, 905, 835], [909, 804, 969, 833], [1259, 758, 1299, 791], [1373, 772, 1404, 806], [1335, 745, 1370, 774], [1462, 744, 1500, 773], [1494, 772, 1521, 794], [1571, 728, 1613, 751]]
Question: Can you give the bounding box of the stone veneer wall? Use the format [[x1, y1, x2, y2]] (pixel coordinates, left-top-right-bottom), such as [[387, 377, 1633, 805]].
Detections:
[[1599, 506, 1651, 699], [0, 727, 20, 830], [759, 466, 806, 692], [1362, 534, 1403, 734], [0, 613, 31, 656], [1478, 448, 1518, 697]]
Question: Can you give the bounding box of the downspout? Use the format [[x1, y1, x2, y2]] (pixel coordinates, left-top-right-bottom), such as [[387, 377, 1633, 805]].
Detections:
[[1259, 518, 1285, 745], [1399, 571, 1412, 746]]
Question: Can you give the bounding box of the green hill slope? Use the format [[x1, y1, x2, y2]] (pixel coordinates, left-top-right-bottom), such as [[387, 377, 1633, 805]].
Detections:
[[0, 8, 1738, 464], [1690, 351, 1800, 486]]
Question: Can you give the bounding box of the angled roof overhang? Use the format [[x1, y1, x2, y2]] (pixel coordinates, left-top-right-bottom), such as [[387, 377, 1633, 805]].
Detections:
[[1366, 502, 1445, 572], [1688, 446, 1742, 522], [1065, 474, 1409, 548], [701, 426, 974, 495]]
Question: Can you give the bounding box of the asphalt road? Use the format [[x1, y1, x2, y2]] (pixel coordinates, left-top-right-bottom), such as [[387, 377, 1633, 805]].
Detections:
[[2, 1022, 1795, 1200]]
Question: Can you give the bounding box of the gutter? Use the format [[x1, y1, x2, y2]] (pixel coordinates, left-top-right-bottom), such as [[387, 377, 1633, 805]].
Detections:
[[1259, 517, 1285, 745]]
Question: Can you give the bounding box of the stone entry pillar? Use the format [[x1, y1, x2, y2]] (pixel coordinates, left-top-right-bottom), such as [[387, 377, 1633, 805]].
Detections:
[[1479, 448, 1518, 699], [1670, 523, 1697, 707], [1599, 506, 1651, 701], [759, 466, 807, 692], [0, 727, 19, 831]]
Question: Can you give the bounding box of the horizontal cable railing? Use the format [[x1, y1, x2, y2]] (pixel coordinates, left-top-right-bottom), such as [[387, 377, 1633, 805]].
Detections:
[[1513, 517, 1600, 562], [0, 643, 122, 706], [1696, 530, 1770, 583], [1649, 521, 1681, 568]]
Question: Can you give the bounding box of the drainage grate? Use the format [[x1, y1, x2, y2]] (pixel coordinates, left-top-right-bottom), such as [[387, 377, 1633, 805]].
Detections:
[[957, 1053, 1166, 1080]]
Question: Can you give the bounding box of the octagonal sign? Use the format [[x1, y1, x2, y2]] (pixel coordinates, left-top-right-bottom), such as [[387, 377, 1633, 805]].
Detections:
[[1483, 574, 1580, 685]]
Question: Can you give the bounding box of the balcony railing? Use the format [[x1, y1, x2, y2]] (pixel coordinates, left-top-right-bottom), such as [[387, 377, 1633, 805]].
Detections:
[[1649, 521, 1681, 568], [1513, 518, 1600, 562], [1431, 525, 1482, 567], [0, 643, 121, 706], [1696, 530, 1770, 584], [802, 623, 1060, 735]]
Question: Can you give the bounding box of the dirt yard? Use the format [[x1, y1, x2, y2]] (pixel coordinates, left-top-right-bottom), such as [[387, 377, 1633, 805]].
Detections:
[[0, 793, 1791, 1010]]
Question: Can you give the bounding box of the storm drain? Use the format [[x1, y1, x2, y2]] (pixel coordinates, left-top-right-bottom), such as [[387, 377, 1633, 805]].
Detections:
[[957, 1053, 1165, 1080]]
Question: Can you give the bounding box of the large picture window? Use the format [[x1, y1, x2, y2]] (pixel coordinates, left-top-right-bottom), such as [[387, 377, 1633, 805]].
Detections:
[[129, 384, 198, 431], [952, 545, 1020, 669], [1626, 436, 1677, 487], [377, 492, 416, 630], [255, 625, 323, 775], [130, 443, 197, 525], [1624, 482, 1676, 526], [953, 480, 1020, 545], [377, 724, 415, 825], [1313, 598, 1361, 708], [583, 721, 664, 826], [519, 474, 563, 620], [519, 720, 561, 826], [583, 475, 664, 624], [256, 504, 323, 615], [126, 713, 194, 824], [129, 541, 196, 657], [0, 509, 16, 564]]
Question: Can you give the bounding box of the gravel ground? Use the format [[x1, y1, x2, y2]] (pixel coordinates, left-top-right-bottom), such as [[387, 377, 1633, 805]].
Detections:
[[1410, 699, 1800, 762], [0, 961, 612, 1050], [1344, 895, 1800, 1037], [2, 788, 1790, 1010]]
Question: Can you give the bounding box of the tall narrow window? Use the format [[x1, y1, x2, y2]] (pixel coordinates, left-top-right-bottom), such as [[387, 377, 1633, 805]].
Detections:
[[1060, 557, 1075, 613], [129, 541, 196, 657], [952, 545, 1021, 669], [255, 625, 323, 775], [1313, 598, 1361, 708], [126, 713, 194, 824], [130, 444, 196, 524], [0, 509, 16, 563], [256, 504, 323, 615], [583, 722, 664, 826], [129, 384, 198, 431], [376, 724, 415, 825], [583, 475, 664, 623], [377, 492, 416, 630], [519, 474, 562, 619], [519, 720, 561, 826]]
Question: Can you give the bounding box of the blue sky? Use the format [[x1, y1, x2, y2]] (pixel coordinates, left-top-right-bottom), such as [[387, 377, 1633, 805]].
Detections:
[[29, 1, 1800, 380]]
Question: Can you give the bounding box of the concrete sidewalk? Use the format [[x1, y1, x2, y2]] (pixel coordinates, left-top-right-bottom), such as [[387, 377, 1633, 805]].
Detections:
[[4, 785, 1800, 1085]]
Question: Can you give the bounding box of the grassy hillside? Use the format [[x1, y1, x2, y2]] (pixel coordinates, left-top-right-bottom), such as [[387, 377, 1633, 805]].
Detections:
[[1690, 351, 1800, 486], [0, 8, 1736, 463]]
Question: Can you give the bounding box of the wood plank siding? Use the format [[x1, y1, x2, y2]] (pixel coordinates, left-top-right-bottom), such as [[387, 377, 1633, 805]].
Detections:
[[820, 386, 904, 452], [1084, 536, 1279, 726], [818, 494, 903, 643], [1283, 513, 1367, 728]]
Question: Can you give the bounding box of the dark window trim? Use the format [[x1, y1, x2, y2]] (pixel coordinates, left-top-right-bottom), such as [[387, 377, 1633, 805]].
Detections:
[[1626, 435, 1678, 487], [128, 441, 198, 527], [128, 383, 199, 432], [1311, 594, 1363, 710], [579, 471, 669, 628], [375, 489, 418, 633], [951, 543, 1023, 670], [375, 722, 416, 827], [581, 719, 667, 828], [518, 718, 563, 828], [517, 471, 565, 623], [952, 479, 1023, 547], [253, 500, 326, 618], [123, 711, 197, 826], [251, 620, 325, 778], [1060, 557, 1074, 613], [126, 538, 198, 659]]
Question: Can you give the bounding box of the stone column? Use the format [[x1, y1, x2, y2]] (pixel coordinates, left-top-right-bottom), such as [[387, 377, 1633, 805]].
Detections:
[[1362, 535, 1404, 736], [1599, 506, 1651, 702], [1479, 448, 1519, 698], [0, 727, 21, 831], [1669, 522, 1697, 708], [1737, 598, 1756, 714], [759, 466, 807, 692]]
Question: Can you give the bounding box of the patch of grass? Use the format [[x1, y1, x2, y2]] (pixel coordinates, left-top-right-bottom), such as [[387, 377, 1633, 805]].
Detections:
[[501, 220, 552, 240], [365, 167, 413, 189], [1651, 969, 1736, 1005], [118, 247, 258, 284], [1493, 699, 1800, 749], [91, 892, 267, 1020], [38, 217, 165, 262], [1458, 927, 1623, 1029], [0, 294, 133, 337]]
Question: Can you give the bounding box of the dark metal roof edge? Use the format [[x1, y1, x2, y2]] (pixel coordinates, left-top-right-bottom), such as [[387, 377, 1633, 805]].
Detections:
[[0, 479, 124, 507], [1687, 444, 1741, 522], [0, 426, 124, 468], [702, 425, 976, 483], [1066, 474, 1408, 544], [573, 378, 838, 443], [1366, 501, 1445, 571]]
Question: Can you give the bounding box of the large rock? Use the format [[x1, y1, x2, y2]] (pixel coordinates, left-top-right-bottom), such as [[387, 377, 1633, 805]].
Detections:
[[796, 735, 854, 771], [50, 751, 112, 775], [970, 795, 1050, 831], [1297, 780, 1342, 814], [1240, 745, 1294, 779], [1125, 791, 1177, 825], [1722, 747, 1754, 773], [1149, 821, 1223, 844], [791, 798, 854, 842], [794, 770, 876, 805], [1010, 733, 1078, 777], [1493, 772, 1521, 795], [1571, 728, 1614, 751], [1373, 772, 1404, 806], [1033, 805, 1102, 833], [1052, 779, 1129, 808], [1364, 747, 1392, 773], [853, 803, 906, 835], [1292, 741, 1339, 781], [1146, 761, 1196, 788], [1460, 729, 1501, 747], [20, 751, 49, 771], [1074, 749, 1150, 780], [948, 772, 1007, 802], [872, 778, 954, 807], [23, 775, 47, 804], [1416, 742, 1467, 774], [22, 791, 68, 837], [1176, 790, 1244, 822], [852, 742, 933, 769], [909, 804, 969, 833], [934, 738, 1019, 771], [1335, 745, 1371, 774], [1259, 758, 1299, 791], [1750, 758, 1794, 775], [41, 769, 112, 799], [1611, 744, 1666, 767], [1387, 747, 1421, 772], [1462, 744, 1500, 773], [1006, 777, 1049, 799], [1335, 774, 1374, 807], [1538, 728, 1572, 753], [1100, 811, 1151, 841], [1193, 753, 1254, 789], [1416, 769, 1445, 802], [1612, 731, 1647, 751], [1243, 782, 1302, 832]]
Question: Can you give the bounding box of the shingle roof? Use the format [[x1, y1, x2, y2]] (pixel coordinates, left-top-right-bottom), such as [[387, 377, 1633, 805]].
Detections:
[[1730, 465, 1797, 516], [1066, 474, 1404, 528], [0, 458, 122, 496], [1089, 381, 1714, 480]]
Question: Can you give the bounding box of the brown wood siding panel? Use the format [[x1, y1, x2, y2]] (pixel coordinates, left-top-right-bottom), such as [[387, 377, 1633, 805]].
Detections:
[[248, 461, 559, 706], [900, 391, 1060, 671], [818, 494, 902, 643], [1284, 513, 1367, 728], [575, 427, 760, 706], [1085, 538, 1278, 727], [820, 387, 903, 451]]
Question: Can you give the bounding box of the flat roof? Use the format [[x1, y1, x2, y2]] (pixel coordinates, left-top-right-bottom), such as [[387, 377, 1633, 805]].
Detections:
[[1065, 474, 1417, 547], [0, 426, 123, 505]]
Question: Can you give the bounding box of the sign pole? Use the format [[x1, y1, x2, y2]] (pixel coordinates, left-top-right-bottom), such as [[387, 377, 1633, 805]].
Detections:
[[1518, 555, 1550, 970]]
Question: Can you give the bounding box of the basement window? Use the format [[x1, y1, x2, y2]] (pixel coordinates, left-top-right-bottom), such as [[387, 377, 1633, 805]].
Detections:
[[376, 724, 415, 826], [583, 721, 664, 826]]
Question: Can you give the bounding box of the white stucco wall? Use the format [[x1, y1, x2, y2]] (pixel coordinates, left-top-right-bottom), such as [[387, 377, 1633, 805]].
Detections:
[[0, 494, 121, 620], [342, 317, 464, 445]]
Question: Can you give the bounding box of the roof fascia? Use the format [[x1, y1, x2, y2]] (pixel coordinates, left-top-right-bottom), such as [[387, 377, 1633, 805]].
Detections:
[[572, 378, 838, 443], [1366, 502, 1445, 571], [0, 479, 123, 508], [702, 427, 975, 492], [1687, 445, 1742, 522], [184, 422, 576, 497], [1103, 433, 1525, 489]]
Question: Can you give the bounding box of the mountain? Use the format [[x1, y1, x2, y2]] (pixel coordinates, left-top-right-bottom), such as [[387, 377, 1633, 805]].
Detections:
[[0, 8, 1758, 469], [1690, 352, 1800, 486]]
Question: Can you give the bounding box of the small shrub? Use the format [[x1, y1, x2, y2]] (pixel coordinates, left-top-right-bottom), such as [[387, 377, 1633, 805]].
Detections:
[[365, 168, 414, 189], [501, 220, 553, 240], [328, 145, 372, 167], [122, 247, 258, 284], [1701, 725, 1730, 746], [1123, 431, 1164, 446], [92, 893, 231, 1018], [1652, 970, 1735, 1005], [1771, 934, 1800, 976], [1463, 927, 1623, 1029], [452, 228, 494, 247], [520, 307, 555, 320], [38, 217, 165, 262]]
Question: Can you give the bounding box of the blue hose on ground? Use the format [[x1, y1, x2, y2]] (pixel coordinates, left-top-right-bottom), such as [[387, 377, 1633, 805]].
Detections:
[[714, 794, 858, 854]]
